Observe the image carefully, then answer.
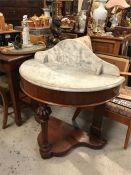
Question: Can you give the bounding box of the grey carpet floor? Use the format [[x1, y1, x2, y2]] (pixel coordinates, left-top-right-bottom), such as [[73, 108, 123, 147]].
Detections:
[[0, 105, 131, 175]]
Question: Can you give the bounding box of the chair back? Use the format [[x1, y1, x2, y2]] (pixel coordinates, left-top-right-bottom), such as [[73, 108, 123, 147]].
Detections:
[[96, 53, 130, 72]]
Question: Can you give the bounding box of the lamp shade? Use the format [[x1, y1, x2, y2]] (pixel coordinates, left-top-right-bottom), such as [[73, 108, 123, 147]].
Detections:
[[105, 0, 130, 9]]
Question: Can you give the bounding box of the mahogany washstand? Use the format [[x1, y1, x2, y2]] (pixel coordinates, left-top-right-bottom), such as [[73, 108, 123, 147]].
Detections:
[[19, 38, 124, 159], [20, 76, 122, 159]]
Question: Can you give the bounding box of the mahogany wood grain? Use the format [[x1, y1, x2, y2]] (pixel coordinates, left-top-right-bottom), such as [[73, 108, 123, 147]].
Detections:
[[20, 78, 120, 108], [37, 116, 106, 159], [91, 34, 131, 56]]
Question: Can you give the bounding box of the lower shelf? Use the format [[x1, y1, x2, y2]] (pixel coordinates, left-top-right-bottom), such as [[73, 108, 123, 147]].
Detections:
[[37, 117, 106, 158]]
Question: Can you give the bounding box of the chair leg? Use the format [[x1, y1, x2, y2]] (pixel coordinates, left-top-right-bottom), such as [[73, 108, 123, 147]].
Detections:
[[124, 121, 131, 149], [72, 108, 82, 120], [0, 91, 9, 129]]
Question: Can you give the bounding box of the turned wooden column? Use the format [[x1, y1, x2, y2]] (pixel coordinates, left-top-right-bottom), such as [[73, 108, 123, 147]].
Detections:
[[35, 104, 52, 159], [90, 104, 105, 139]]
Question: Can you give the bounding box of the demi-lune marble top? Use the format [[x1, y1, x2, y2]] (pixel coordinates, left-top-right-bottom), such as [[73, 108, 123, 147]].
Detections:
[[19, 36, 125, 92]]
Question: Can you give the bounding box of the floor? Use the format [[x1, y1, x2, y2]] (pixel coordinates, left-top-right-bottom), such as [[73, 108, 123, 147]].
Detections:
[[0, 105, 131, 175]]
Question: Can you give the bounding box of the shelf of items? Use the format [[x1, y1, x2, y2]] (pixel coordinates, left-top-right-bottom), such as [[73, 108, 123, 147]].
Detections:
[[0, 30, 21, 46], [90, 34, 131, 56]]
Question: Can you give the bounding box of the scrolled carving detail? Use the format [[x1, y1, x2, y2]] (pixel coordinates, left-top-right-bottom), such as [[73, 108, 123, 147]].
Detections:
[[36, 104, 52, 123]]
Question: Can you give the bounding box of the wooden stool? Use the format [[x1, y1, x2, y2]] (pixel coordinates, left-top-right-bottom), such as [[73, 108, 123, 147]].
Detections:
[[0, 75, 11, 129]]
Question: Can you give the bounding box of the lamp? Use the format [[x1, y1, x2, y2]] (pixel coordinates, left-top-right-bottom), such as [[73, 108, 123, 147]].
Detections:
[[105, 0, 130, 9]]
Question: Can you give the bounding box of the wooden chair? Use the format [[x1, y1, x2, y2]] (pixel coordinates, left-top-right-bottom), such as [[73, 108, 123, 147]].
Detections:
[[0, 74, 37, 129], [72, 54, 131, 149]]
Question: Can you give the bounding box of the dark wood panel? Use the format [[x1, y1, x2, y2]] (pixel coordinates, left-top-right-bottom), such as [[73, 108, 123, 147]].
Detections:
[[0, 0, 44, 25], [0, 0, 43, 7], [92, 42, 115, 54], [2, 7, 43, 24]]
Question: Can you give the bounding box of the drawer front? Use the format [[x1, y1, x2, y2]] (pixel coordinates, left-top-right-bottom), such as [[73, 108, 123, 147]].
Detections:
[[0, 0, 43, 25], [1, 7, 42, 18]]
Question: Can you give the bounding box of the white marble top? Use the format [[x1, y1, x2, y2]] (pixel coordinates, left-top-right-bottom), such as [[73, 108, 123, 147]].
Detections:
[[19, 37, 125, 92]]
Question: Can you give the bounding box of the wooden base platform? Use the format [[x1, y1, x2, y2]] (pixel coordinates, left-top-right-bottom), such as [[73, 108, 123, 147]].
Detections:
[[37, 117, 106, 159]]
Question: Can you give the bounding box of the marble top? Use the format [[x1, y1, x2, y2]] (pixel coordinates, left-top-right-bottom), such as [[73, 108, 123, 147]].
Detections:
[[19, 37, 125, 92]]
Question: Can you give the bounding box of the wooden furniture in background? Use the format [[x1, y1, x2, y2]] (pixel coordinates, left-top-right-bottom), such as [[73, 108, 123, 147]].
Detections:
[[72, 54, 130, 120], [0, 75, 10, 129], [97, 54, 130, 73], [0, 0, 43, 26], [90, 34, 131, 56], [102, 54, 131, 149], [73, 54, 131, 149], [52, 0, 78, 17], [0, 53, 33, 126]]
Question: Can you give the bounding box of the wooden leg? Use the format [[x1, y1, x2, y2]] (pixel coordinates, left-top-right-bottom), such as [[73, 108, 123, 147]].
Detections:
[[35, 104, 52, 159], [124, 121, 131, 149], [72, 108, 82, 120], [90, 104, 105, 139], [2, 95, 8, 129], [7, 70, 22, 126], [0, 91, 8, 129]]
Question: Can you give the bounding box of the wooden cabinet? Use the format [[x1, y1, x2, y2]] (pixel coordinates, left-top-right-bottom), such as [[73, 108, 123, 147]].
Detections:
[[0, 0, 43, 26], [90, 34, 131, 56]]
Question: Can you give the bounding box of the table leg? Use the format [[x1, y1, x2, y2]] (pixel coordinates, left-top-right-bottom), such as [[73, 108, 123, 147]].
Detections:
[[35, 104, 52, 159], [90, 104, 105, 139], [7, 70, 22, 126]]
